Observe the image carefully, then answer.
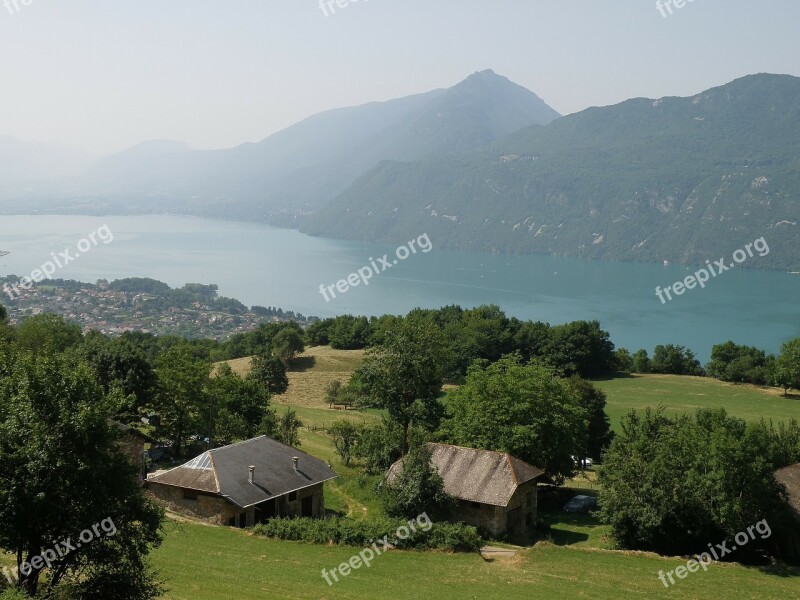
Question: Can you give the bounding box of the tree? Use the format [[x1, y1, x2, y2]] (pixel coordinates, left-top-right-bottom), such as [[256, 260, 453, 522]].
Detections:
[[76, 332, 157, 420], [353, 420, 406, 475], [155, 343, 212, 456], [0, 349, 163, 597], [358, 321, 447, 454], [272, 328, 305, 366], [614, 348, 634, 373], [325, 380, 343, 408], [599, 408, 792, 558], [706, 341, 769, 385], [329, 315, 371, 350], [566, 377, 614, 463], [304, 319, 333, 347], [775, 338, 800, 395], [632, 349, 651, 373], [273, 409, 302, 447], [328, 420, 362, 466], [544, 320, 616, 377], [247, 354, 289, 395], [15, 314, 83, 354], [380, 443, 453, 520], [210, 363, 276, 446], [444, 356, 587, 484], [0, 303, 13, 347], [650, 344, 704, 375]]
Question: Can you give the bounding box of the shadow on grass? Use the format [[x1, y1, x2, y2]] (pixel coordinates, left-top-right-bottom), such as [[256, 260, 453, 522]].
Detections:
[[535, 510, 604, 547], [752, 562, 800, 578], [290, 356, 317, 372], [593, 372, 639, 381]]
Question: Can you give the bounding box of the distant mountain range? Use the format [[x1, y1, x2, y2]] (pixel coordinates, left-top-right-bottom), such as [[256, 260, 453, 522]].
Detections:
[[0, 70, 558, 224], [1, 71, 798, 270], [303, 74, 800, 270]]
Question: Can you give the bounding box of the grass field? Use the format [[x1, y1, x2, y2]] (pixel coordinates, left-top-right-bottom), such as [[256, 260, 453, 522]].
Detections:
[[149, 521, 800, 600], [224, 346, 366, 409], [594, 374, 800, 431]]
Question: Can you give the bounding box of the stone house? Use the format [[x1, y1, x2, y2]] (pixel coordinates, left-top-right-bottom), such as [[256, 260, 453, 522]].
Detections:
[[387, 443, 544, 539], [115, 421, 158, 485], [146, 436, 337, 527]]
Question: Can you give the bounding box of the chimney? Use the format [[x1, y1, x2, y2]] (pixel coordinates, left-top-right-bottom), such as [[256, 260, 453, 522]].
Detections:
[[248, 465, 255, 484], [292, 457, 299, 472]]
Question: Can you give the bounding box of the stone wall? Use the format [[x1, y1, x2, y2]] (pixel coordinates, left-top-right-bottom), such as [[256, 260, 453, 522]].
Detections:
[[449, 480, 539, 539], [146, 481, 326, 527], [146, 482, 241, 525]]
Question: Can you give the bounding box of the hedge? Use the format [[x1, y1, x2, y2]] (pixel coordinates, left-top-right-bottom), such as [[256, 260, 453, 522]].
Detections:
[[252, 516, 482, 552]]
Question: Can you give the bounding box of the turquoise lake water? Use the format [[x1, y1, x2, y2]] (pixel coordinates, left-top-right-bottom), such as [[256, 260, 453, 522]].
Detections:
[[1, 214, 798, 361]]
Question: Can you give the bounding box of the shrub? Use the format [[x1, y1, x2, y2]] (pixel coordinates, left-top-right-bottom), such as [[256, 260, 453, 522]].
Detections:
[[252, 516, 482, 552]]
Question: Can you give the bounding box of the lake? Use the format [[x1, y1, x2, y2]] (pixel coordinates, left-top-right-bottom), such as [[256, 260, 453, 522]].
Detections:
[[1, 214, 798, 362]]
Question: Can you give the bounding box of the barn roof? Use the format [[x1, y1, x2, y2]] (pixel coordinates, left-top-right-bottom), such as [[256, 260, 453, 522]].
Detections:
[[776, 463, 800, 517], [147, 436, 337, 508], [387, 443, 544, 507]]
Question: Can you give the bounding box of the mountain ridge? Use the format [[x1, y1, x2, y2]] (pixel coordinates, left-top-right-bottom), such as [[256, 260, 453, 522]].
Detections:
[[301, 73, 800, 271]]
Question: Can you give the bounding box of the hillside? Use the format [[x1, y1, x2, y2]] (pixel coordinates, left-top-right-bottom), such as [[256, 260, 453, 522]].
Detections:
[[0, 70, 560, 222], [147, 521, 800, 600], [303, 73, 800, 270]]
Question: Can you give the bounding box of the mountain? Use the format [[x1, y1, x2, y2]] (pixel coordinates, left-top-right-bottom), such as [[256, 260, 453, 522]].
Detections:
[[302, 74, 800, 271], [0, 70, 559, 221]]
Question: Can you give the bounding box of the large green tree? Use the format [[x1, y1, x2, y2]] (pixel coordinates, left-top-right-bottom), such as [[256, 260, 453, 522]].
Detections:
[[15, 314, 83, 355], [444, 356, 587, 484], [358, 321, 447, 454], [76, 332, 157, 421], [600, 408, 793, 558], [774, 338, 800, 394], [209, 363, 276, 446], [272, 327, 305, 366], [155, 343, 212, 455], [566, 376, 614, 463], [0, 348, 162, 598], [247, 353, 289, 394], [380, 443, 452, 520]]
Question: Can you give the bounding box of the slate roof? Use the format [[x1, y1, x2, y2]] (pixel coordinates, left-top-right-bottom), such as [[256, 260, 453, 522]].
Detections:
[[776, 463, 800, 517], [387, 443, 544, 508], [147, 436, 337, 508]]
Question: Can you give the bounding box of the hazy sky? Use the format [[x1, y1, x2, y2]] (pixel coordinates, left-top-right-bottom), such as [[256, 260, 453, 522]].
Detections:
[[1, 0, 798, 156]]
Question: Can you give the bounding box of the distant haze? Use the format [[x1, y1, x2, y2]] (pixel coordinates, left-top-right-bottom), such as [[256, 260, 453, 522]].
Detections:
[[0, 1, 798, 155]]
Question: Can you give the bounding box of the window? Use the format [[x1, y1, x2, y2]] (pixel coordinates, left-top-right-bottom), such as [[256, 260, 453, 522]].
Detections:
[[183, 488, 198, 501], [288, 491, 297, 502]]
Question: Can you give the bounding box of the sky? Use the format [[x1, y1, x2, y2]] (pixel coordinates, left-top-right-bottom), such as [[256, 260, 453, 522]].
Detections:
[[0, 0, 798, 157]]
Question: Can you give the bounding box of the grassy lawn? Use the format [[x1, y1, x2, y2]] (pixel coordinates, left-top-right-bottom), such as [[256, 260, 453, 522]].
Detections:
[[150, 520, 800, 600], [223, 346, 366, 409], [594, 374, 800, 431]]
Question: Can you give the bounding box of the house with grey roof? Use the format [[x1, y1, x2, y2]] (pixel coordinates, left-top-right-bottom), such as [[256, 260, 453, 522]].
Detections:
[[146, 436, 337, 527], [387, 443, 544, 538]]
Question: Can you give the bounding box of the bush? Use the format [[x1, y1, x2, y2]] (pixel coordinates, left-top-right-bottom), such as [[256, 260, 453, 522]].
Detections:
[[599, 407, 794, 561], [252, 516, 482, 552]]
